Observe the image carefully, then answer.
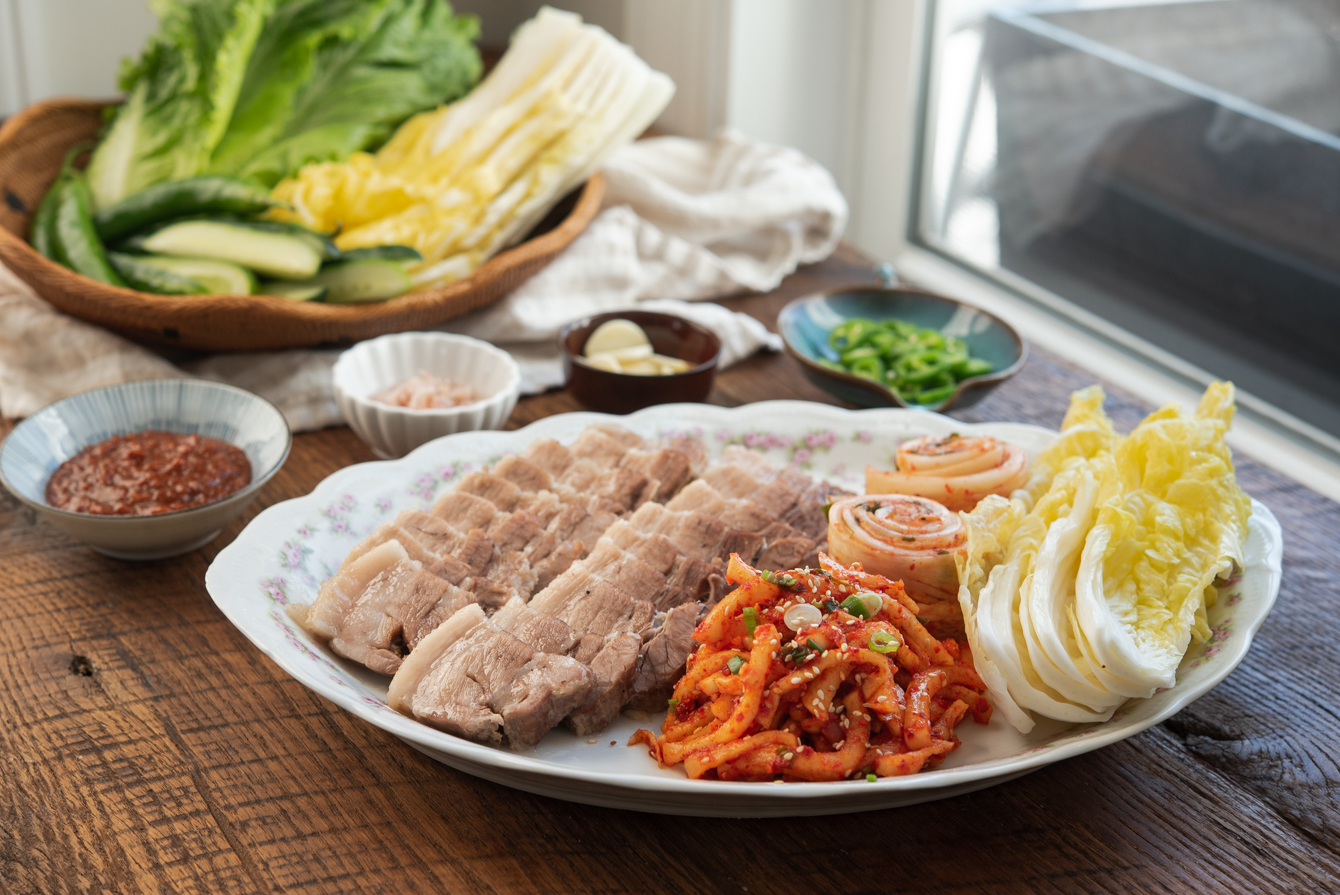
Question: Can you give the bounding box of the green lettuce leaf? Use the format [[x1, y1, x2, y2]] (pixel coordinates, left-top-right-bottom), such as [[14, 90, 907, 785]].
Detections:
[[86, 0, 276, 210], [210, 0, 481, 186]]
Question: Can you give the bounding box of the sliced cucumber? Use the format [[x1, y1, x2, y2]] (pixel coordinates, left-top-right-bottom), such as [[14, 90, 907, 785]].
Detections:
[[261, 282, 328, 302], [126, 255, 256, 295], [339, 245, 423, 267], [141, 221, 322, 280], [309, 259, 412, 304], [237, 220, 342, 262], [108, 252, 206, 295]]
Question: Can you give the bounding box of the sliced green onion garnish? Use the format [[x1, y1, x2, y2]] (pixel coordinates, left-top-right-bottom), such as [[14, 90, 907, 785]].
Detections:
[[866, 772, 877, 783], [726, 655, 745, 675], [743, 606, 758, 637], [807, 637, 823, 653], [841, 592, 882, 619], [869, 631, 900, 654], [668, 697, 679, 710], [821, 598, 840, 613]]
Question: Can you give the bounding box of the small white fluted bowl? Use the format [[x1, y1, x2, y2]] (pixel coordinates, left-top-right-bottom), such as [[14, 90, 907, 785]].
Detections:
[[332, 332, 521, 459], [0, 379, 291, 560]]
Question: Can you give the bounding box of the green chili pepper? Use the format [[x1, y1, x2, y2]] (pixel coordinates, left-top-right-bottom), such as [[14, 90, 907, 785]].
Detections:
[[895, 350, 951, 385], [848, 355, 884, 381], [910, 383, 957, 405], [829, 318, 880, 351], [743, 606, 758, 637], [823, 316, 994, 404], [30, 177, 63, 260], [869, 631, 900, 654], [953, 357, 994, 378]]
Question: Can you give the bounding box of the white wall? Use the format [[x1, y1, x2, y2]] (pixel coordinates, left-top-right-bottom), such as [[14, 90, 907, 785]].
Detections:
[[725, 0, 869, 204], [0, 0, 155, 116]]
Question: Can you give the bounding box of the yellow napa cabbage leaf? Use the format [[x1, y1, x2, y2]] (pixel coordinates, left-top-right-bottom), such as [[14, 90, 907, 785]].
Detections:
[[1017, 384, 1121, 505], [1074, 381, 1250, 691], [959, 381, 1251, 733], [269, 8, 674, 286]]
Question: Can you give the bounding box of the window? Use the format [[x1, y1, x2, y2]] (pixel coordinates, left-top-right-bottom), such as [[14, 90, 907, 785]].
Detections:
[[915, 0, 1340, 445]]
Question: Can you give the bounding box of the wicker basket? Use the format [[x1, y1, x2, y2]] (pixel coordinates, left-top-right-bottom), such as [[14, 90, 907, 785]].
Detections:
[[0, 99, 604, 352]]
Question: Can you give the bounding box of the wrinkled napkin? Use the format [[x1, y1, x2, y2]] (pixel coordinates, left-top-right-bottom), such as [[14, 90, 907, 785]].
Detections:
[[0, 130, 847, 431]]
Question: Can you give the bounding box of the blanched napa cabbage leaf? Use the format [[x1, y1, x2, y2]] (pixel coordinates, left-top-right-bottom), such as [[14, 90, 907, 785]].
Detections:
[[272, 7, 674, 284], [1015, 385, 1120, 506], [958, 382, 1251, 733], [1074, 381, 1250, 691], [87, 0, 275, 209]]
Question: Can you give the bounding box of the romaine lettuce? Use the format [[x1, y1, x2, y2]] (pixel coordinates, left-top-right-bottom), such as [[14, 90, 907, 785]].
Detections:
[[211, 0, 481, 186], [86, 0, 276, 210], [85, 0, 480, 209]]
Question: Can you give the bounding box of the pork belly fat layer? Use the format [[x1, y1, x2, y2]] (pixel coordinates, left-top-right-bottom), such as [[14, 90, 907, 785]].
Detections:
[[291, 539, 409, 640]]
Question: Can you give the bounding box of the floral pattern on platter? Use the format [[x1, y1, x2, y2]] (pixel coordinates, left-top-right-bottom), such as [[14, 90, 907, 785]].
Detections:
[[709, 426, 880, 471]]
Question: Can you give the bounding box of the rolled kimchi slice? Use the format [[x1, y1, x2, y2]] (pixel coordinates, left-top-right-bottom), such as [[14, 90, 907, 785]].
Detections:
[[827, 495, 967, 629], [865, 434, 1028, 512]]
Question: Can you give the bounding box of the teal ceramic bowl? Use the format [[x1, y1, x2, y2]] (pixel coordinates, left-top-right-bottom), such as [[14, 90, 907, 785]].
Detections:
[[778, 286, 1027, 411]]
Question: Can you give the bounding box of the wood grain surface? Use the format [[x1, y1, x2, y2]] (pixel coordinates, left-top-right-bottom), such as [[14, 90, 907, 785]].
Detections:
[[2, 245, 1337, 894]]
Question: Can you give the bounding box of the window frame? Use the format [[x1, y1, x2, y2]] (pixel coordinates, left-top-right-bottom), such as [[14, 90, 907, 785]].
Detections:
[[852, 0, 1340, 496]]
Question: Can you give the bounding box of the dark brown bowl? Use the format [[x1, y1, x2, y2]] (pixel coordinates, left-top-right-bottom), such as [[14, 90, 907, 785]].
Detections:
[[560, 311, 722, 414]]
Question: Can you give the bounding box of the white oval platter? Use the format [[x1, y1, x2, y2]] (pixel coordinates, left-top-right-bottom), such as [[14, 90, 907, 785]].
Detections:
[[205, 401, 1282, 817]]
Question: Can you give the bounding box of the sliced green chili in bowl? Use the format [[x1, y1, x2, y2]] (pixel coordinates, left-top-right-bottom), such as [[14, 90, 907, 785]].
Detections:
[[822, 317, 994, 406]]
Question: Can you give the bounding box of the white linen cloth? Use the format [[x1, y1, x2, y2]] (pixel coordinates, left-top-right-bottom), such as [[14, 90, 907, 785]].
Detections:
[[0, 130, 846, 431]]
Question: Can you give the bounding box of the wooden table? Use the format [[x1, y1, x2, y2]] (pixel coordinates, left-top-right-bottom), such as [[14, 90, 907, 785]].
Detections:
[[3, 246, 1337, 894]]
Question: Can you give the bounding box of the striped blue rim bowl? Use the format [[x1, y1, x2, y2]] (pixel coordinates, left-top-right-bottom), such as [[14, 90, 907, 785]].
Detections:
[[0, 379, 291, 560]]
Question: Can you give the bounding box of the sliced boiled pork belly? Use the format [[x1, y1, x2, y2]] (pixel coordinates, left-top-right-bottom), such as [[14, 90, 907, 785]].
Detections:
[[329, 560, 478, 674], [288, 537, 490, 675], [628, 602, 701, 712], [290, 540, 410, 640], [388, 604, 594, 750], [297, 424, 700, 680]]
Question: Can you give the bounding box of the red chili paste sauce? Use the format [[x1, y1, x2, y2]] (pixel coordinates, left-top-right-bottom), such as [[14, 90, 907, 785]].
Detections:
[[45, 431, 251, 516]]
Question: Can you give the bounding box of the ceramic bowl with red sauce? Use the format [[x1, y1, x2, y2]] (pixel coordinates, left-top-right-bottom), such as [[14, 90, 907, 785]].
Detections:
[[0, 380, 290, 560]]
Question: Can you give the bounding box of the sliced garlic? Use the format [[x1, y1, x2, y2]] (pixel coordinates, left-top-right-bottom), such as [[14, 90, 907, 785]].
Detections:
[[620, 359, 663, 376], [583, 353, 623, 373], [649, 354, 691, 374], [585, 319, 651, 357], [598, 343, 654, 363]]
